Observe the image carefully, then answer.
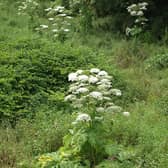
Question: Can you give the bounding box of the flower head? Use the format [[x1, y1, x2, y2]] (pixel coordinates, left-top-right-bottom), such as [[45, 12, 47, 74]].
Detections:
[[64, 94, 76, 101], [89, 76, 99, 84], [78, 75, 89, 82], [76, 113, 91, 122], [90, 68, 100, 74], [76, 87, 89, 94], [68, 73, 78, 82], [98, 71, 108, 76], [110, 89, 122, 96], [90, 91, 103, 100], [123, 111, 130, 117]]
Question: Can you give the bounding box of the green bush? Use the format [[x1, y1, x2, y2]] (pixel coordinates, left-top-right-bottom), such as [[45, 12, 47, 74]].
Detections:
[[0, 38, 97, 123]]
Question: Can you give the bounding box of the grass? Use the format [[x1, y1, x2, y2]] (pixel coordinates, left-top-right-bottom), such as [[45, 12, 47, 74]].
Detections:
[[0, 0, 168, 167]]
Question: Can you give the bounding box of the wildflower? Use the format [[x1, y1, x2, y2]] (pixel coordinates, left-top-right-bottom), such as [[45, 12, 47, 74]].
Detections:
[[72, 101, 83, 108], [103, 97, 111, 101], [129, 4, 137, 9], [98, 71, 108, 76], [52, 29, 58, 32], [48, 18, 54, 21], [64, 29, 70, 32], [130, 11, 137, 16], [140, 6, 147, 10], [69, 85, 78, 92], [76, 87, 89, 94], [76, 70, 83, 75], [90, 91, 103, 100], [66, 16, 72, 19], [58, 13, 67, 17], [68, 73, 78, 82], [64, 94, 76, 101], [100, 79, 111, 84], [123, 111, 130, 117], [45, 7, 52, 12], [96, 107, 105, 113], [89, 76, 99, 84], [137, 11, 144, 16], [98, 84, 111, 90], [90, 68, 100, 74], [126, 27, 132, 36], [135, 19, 140, 23], [76, 113, 91, 122], [110, 89, 122, 96], [40, 25, 48, 29], [105, 102, 115, 107], [35, 27, 40, 31], [78, 75, 89, 82]]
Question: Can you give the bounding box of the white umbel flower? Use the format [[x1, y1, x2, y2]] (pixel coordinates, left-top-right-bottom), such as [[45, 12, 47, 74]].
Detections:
[[89, 91, 103, 100], [76, 70, 83, 75], [130, 11, 137, 16], [90, 68, 100, 74], [76, 87, 89, 94], [52, 29, 58, 32], [89, 76, 99, 84], [64, 95, 76, 101], [64, 29, 70, 32], [96, 107, 105, 113], [58, 13, 67, 17], [98, 71, 108, 76], [68, 73, 78, 82], [44, 7, 52, 11], [48, 17, 54, 21], [68, 85, 79, 92], [76, 113, 91, 122], [137, 11, 144, 16], [123, 111, 130, 117], [78, 75, 89, 82], [40, 25, 48, 29], [110, 89, 122, 96]]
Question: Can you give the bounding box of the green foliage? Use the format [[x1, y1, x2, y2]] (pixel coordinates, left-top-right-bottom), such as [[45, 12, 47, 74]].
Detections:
[[0, 1, 168, 168], [0, 111, 72, 168], [145, 52, 168, 70], [0, 38, 97, 123], [157, 91, 168, 115]]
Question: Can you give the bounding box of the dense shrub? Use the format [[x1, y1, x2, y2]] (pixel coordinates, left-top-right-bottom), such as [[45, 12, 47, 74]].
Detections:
[[0, 38, 97, 123]]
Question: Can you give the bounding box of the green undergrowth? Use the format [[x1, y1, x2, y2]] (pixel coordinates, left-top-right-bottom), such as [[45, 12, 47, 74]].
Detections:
[[0, 1, 168, 168]]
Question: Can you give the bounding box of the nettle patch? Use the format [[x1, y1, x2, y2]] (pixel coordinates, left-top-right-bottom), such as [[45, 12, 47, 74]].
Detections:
[[37, 68, 130, 168]]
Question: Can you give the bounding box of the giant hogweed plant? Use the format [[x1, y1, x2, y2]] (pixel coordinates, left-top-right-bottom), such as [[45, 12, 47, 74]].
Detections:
[[17, 0, 39, 22], [37, 68, 130, 168], [36, 5, 73, 42], [126, 2, 148, 37]]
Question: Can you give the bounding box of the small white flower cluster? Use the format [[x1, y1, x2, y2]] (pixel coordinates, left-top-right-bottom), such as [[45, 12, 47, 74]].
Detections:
[[126, 2, 148, 36], [36, 5, 73, 38], [72, 113, 91, 124], [17, 0, 38, 15], [127, 2, 148, 17]]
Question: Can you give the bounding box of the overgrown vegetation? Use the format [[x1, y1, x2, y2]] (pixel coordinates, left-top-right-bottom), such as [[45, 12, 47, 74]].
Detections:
[[0, 0, 168, 167]]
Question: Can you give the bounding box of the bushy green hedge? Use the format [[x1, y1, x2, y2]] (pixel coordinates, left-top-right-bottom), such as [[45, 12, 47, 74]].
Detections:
[[0, 38, 97, 123]]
